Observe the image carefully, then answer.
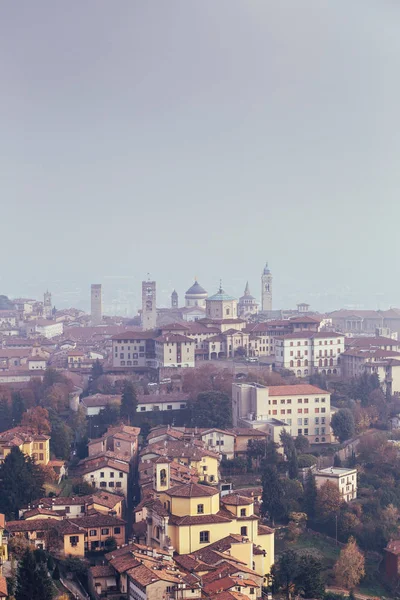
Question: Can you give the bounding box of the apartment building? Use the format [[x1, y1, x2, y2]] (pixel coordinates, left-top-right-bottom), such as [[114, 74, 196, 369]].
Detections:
[[154, 334, 196, 368], [0, 427, 50, 464], [274, 331, 344, 377], [232, 383, 332, 444], [112, 331, 157, 368], [78, 454, 130, 497], [315, 467, 357, 502]]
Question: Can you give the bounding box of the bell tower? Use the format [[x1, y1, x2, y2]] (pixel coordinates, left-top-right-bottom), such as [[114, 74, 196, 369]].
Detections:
[[171, 290, 178, 308], [153, 457, 171, 492], [261, 262, 272, 311], [141, 278, 157, 330]]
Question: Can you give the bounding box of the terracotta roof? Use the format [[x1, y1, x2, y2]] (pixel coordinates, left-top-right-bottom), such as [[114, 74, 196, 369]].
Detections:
[[111, 331, 156, 341], [221, 494, 254, 506], [23, 508, 59, 519], [258, 524, 274, 535], [154, 334, 194, 343], [268, 384, 329, 396], [81, 393, 121, 407], [137, 392, 189, 405], [167, 482, 219, 498], [208, 592, 248, 600], [90, 565, 116, 578], [0, 575, 8, 598], [169, 513, 232, 526], [69, 514, 125, 528]]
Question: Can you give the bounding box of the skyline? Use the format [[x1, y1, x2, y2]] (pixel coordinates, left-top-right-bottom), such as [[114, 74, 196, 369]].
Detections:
[[1, 1, 400, 311]]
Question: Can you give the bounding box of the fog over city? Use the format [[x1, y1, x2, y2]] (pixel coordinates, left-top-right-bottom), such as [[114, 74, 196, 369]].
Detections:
[[1, 1, 399, 313]]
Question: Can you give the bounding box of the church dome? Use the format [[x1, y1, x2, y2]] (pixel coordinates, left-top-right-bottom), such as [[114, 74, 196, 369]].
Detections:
[[185, 281, 207, 298], [208, 287, 236, 302]]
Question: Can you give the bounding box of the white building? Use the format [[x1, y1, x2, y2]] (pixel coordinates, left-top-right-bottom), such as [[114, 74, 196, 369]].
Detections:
[[315, 467, 357, 502], [274, 331, 344, 377], [80, 456, 130, 497], [154, 334, 195, 368], [112, 332, 157, 368], [232, 382, 332, 444], [137, 393, 189, 413], [35, 319, 63, 339]]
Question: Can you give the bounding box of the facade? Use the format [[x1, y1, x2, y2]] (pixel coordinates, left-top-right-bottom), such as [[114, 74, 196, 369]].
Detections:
[[35, 319, 63, 338], [155, 334, 196, 368], [91, 284, 103, 325], [142, 280, 157, 330], [232, 383, 332, 444], [112, 331, 157, 368], [261, 263, 272, 312], [238, 282, 258, 319], [0, 427, 50, 464], [315, 467, 357, 502], [274, 331, 345, 377], [79, 455, 130, 497], [206, 286, 238, 320], [137, 393, 189, 413], [81, 393, 121, 416], [185, 280, 208, 308]]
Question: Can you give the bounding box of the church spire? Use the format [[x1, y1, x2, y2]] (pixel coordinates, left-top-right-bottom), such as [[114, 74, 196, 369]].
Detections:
[[244, 281, 251, 296]]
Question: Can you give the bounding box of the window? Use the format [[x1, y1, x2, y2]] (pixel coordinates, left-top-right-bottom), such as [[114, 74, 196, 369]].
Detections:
[[298, 418, 303, 425], [280, 399, 285, 404], [272, 410, 277, 415], [100, 472, 105, 478], [65, 507, 70, 513], [298, 408, 302, 414], [304, 418, 309, 425], [315, 408, 319, 413], [298, 399, 302, 404], [200, 531, 209, 543], [180, 404, 186, 409], [250, 588, 255, 595], [167, 405, 173, 410], [119, 472, 123, 478], [321, 407, 326, 413], [116, 482, 122, 488], [39, 443, 43, 450], [240, 508, 246, 517], [298, 429, 302, 435], [202, 466, 207, 472], [110, 472, 114, 478], [287, 409, 292, 414], [167, 587, 172, 594], [315, 417, 319, 424], [287, 399, 291, 404], [69, 536, 79, 547], [304, 408, 309, 414], [114, 527, 121, 534], [315, 427, 320, 435], [100, 482, 107, 487], [109, 482, 114, 487], [304, 428, 308, 435], [240, 526, 248, 536], [197, 504, 204, 514], [140, 406, 146, 411], [89, 530, 97, 536], [101, 528, 109, 535]]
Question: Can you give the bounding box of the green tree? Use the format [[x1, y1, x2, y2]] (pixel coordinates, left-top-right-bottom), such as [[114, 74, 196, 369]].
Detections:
[[261, 465, 284, 525], [280, 429, 295, 459], [296, 553, 325, 598], [16, 549, 54, 600], [304, 469, 317, 519], [294, 434, 310, 453], [0, 295, 13, 309], [11, 391, 26, 424], [104, 536, 117, 552], [271, 550, 299, 600], [120, 380, 138, 424], [0, 398, 12, 432], [331, 409, 355, 442], [0, 447, 45, 519], [288, 450, 299, 480], [49, 412, 73, 460], [188, 391, 232, 429], [91, 359, 103, 380], [333, 454, 342, 467], [52, 564, 60, 580]]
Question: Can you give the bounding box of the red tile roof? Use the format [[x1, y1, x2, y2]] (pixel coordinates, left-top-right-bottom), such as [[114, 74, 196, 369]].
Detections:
[[268, 384, 329, 396]]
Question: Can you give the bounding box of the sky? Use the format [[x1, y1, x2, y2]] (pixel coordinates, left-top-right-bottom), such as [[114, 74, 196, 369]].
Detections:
[[1, 1, 399, 314]]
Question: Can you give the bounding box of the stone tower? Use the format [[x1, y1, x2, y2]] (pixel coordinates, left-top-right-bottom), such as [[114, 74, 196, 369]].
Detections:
[[142, 280, 157, 330], [171, 289, 178, 308], [43, 291, 52, 319], [261, 263, 272, 311], [91, 284, 102, 325]]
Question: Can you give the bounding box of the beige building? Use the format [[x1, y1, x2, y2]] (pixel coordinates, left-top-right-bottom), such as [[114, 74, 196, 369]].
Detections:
[[315, 467, 357, 502], [35, 319, 63, 339], [155, 334, 195, 368], [79, 454, 130, 497], [232, 383, 332, 444], [206, 286, 238, 320], [274, 331, 344, 377], [112, 331, 156, 368]]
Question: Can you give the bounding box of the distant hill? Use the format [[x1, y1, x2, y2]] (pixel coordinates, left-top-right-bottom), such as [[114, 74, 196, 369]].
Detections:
[[0, 295, 14, 310]]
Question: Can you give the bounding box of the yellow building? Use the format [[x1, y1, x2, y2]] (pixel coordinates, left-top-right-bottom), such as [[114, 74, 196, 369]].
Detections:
[[144, 459, 274, 574], [0, 514, 7, 564], [0, 427, 50, 465]]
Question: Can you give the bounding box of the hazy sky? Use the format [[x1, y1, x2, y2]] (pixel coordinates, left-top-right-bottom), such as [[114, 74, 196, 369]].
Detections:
[[1, 1, 399, 313]]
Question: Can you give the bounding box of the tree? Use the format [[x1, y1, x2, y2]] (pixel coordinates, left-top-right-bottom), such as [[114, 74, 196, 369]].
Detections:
[[71, 479, 95, 496], [333, 454, 342, 467], [288, 450, 299, 480], [261, 465, 284, 525], [91, 359, 103, 380], [295, 553, 325, 598], [52, 564, 60, 580], [294, 434, 310, 453], [0, 398, 12, 432], [104, 536, 117, 552], [298, 454, 317, 468], [16, 548, 54, 600], [316, 481, 342, 521], [304, 469, 318, 519], [0, 295, 13, 309], [21, 406, 51, 434], [120, 380, 138, 424], [334, 537, 365, 589], [271, 550, 299, 600], [188, 391, 232, 429], [0, 447, 45, 519], [49, 412, 73, 460], [331, 409, 355, 443], [12, 391, 26, 424], [280, 429, 295, 459]]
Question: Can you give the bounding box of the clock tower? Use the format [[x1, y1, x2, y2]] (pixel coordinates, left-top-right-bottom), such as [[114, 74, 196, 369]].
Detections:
[[141, 280, 157, 330], [261, 262, 272, 312]]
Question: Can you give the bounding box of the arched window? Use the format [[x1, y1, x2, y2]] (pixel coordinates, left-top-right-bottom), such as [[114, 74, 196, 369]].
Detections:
[[315, 437, 319, 443], [333, 369, 337, 374], [319, 359, 322, 367], [321, 437, 326, 442], [297, 370, 301, 376], [297, 360, 301, 367], [329, 358, 333, 366], [304, 369, 308, 375], [304, 359, 308, 366], [226, 308, 230, 316], [324, 359, 328, 367], [160, 469, 166, 486], [290, 360, 294, 368]]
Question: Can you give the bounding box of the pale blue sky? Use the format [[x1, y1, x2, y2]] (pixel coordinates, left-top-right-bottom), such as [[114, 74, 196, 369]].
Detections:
[[1, 1, 399, 312]]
